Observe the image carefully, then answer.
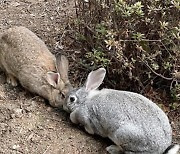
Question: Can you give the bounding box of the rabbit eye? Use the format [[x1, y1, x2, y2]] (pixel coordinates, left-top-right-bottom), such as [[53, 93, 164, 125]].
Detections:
[[61, 93, 65, 99], [69, 95, 77, 103]]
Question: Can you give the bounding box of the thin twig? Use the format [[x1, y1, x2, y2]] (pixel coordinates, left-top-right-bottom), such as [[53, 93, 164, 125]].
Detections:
[[27, 3, 38, 14], [160, 41, 174, 60], [43, 146, 50, 154], [59, 30, 72, 44], [119, 39, 161, 42], [47, 117, 62, 123], [170, 80, 175, 90], [143, 61, 173, 80]]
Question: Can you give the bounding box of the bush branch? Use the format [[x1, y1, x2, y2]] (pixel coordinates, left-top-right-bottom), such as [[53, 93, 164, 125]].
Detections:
[[143, 61, 173, 81]]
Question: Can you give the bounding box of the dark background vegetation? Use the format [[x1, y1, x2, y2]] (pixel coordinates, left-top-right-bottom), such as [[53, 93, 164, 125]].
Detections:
[[64, 0, 180, 109]]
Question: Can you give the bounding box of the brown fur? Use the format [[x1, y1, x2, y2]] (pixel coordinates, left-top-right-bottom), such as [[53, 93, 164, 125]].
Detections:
[[0, 26, 71, 107]]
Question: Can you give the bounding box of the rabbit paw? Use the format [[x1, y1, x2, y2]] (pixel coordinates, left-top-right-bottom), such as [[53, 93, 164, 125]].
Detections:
[[84, 124, 94, 135], [70, 111, 79, 124], [6, 74, 18, 87], [106, 145, 123, 154]]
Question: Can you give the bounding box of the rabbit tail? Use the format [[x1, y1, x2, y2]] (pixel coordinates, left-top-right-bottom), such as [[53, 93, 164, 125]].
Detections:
[[163, 144, 180, 154]]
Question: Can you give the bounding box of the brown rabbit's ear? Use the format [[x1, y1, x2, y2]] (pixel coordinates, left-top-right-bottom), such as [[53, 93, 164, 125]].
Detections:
[[56, 54, 70, 83], [46, 72, 60, 88]]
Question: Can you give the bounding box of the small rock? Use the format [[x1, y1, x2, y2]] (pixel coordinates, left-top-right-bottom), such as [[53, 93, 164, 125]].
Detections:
[[12, 108, 23, 118], [47, 107, 53, 112], [11, 2, 20, 7], [30, 14, 35, 17], [12, 144, 20, 150]]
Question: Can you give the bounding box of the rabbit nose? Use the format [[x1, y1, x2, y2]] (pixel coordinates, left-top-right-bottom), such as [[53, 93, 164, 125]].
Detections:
[[61, 92, 66, 99]]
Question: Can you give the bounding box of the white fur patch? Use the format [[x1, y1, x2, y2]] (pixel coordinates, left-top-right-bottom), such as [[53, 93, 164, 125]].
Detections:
[[87, 90, 100, 99], [167, 145, 180, 154]]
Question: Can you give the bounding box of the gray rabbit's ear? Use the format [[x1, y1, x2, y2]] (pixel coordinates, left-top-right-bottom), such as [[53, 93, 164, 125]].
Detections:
[[46, 72, 60, 88], [56, 54, 70, 83], [85, 68, 106, 91]]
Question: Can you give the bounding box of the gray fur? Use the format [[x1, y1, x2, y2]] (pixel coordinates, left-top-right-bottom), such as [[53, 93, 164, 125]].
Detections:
[[63, 68, 175, 154]]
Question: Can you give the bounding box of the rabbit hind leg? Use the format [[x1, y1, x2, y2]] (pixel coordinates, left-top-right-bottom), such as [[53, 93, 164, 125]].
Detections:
[[109, 125, 150, 154]]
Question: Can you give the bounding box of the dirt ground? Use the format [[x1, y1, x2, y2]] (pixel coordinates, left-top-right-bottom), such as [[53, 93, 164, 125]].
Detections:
[[0, 0, 179, 154]]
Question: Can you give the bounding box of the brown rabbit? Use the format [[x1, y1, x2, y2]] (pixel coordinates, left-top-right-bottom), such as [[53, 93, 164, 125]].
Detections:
[[0, 26, 72, 107]]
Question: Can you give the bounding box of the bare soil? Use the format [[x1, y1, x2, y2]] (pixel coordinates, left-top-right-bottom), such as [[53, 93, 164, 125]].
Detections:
[[0, 0, 179, 154]]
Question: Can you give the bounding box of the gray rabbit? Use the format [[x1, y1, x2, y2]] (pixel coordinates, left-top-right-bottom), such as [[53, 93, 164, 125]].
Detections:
[[0, 26, 72, 107], [63, 68, 179, 154]]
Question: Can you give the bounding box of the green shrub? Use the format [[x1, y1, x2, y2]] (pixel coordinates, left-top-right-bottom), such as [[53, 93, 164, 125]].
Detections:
[[70, 0, 180, 100]]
